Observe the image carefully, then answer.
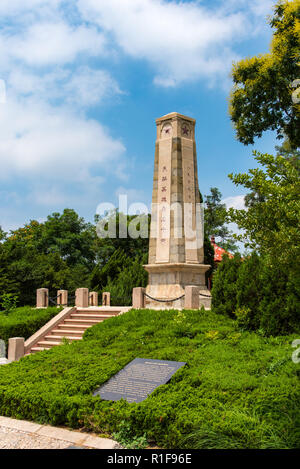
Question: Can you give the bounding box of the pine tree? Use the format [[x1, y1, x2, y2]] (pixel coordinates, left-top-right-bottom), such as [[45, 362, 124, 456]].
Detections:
[[236, 252, 262, 330], [211, 254, 242, 317]]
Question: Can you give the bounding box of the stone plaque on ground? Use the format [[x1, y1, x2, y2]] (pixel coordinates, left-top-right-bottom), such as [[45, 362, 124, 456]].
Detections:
[[93, 358, 186, 403]]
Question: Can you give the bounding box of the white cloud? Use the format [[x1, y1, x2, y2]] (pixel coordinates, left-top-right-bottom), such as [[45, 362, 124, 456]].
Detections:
[[7, 66, 123, 107], [0, 0, 127, 208], [64, 67, 123, 107], [222, 195, 246, 211], [1, 21, 107, 67], [0, 0, 62, 17], [248, 0, 274, 17], [0, 97, 125, 182], [77, 0, 268, 87], [115, 187, 148, 210]]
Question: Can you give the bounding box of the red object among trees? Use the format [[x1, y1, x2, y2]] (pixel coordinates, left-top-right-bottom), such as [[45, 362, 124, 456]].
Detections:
[[208, 236, 234, 290], [211, 236, 234, 263]]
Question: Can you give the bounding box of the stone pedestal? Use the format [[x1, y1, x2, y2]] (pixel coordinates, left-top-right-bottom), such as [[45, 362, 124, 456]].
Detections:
[[102, 292, 111, 306], [132, 287, 145, 309], [144, 263, 210, 309], [75, 288, 89, 308], [185, 286, 200, 310], [36, 288, 49, 308], [57, 290, 68, 306], [144, 112, 211, 310], [8, 338, 25, 362], [90, 292, 99, 307]]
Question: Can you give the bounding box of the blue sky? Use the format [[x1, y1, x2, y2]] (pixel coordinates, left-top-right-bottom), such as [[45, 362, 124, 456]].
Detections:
[[0, 0, 278, 232]]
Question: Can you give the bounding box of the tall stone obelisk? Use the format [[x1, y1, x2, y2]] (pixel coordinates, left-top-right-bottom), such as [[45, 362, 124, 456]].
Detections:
[[144, 112, 211, 309]]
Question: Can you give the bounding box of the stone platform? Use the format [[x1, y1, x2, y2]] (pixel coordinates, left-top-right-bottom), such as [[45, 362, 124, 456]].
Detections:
[[144, 263, 211, 309]]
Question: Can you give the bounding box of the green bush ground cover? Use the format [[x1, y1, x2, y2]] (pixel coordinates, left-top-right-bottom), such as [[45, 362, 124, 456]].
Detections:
[[0, 308, 299, 449], [0, 306, 62, 348]]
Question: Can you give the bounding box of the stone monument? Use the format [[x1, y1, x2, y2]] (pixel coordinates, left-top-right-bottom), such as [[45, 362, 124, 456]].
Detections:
[[144, 112, 211, 309]]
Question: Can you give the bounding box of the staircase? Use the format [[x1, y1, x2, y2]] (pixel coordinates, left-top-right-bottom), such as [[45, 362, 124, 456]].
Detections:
[[25, 306, 131, 355]]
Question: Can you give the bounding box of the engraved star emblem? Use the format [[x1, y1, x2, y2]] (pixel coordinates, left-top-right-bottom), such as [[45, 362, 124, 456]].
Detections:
[[182, 126, 189, 136]]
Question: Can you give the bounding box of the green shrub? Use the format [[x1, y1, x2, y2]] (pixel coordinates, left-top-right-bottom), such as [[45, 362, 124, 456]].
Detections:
[[113, 420, 148, 449], [1, 294, 19, 315], [212, 251, 300, 336], [236, 252, 261, 330], [0, 306, 62, 347], [211, 254, 242, 316], [259, 260, 300, 336], [102, 254, 148, 306], [233, 307, 252, 330], [0, 308, 299, 449]]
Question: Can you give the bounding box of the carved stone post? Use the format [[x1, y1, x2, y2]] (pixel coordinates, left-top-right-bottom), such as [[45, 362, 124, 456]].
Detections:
[[184, 286, 200, 310], [57, 290, 68, 306], [8, 338, 25, 361], [36, 288, 49, 308], [102, 292, 111, 306], [90, 292, 99, 307], [132, 288, 145, 309], [75, 288, 89, 308]]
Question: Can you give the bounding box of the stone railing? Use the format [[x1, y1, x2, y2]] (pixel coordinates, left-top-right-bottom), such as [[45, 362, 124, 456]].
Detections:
[[132, 286, 211, 309], [36, 288, 111, 308]]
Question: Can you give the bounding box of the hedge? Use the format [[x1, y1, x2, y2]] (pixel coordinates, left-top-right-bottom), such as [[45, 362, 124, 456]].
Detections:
[[0, 306, 62, 348], [0, 308, 299, 449]]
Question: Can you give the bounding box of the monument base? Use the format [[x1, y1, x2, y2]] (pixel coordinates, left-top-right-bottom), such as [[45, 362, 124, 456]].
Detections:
[[144, 263, 211, 310]]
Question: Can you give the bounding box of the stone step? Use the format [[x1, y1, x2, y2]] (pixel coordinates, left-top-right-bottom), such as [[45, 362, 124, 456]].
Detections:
[[30, 346, 51, 352], [37, 340, 63, 347], [64, 319, 103, 325], [25, 306, 125, 356], [44, 335, 82, 342], [57, 323, 90, 330], [70, 313, 115, 319], [77, 309, 121, 315], [51, 329, 86, 336]]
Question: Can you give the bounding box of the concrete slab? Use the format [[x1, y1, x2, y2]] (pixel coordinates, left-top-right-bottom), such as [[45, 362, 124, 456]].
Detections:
[[0, 416, 42, 433], [36, 425, 88, 445], [84, 435, 118, 450], [0, 416, 119, 449]]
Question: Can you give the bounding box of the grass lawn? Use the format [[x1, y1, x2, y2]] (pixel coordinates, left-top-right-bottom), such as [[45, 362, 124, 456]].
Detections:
[[0, 308, 299, 449], [0, 306, 63, 348]]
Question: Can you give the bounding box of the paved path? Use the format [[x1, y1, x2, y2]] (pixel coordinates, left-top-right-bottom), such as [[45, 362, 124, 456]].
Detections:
[[0, 416, 119, 449]]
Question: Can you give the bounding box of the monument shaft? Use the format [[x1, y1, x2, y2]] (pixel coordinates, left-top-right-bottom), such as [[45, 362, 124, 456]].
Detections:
[[144, 112, 211, 309]]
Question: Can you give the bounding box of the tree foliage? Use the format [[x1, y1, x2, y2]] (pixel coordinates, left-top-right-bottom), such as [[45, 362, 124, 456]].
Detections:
[[211, 254, 242, 317], [228, 151, 299, 266], [230, 0, 300, 148], [0, 201, 216, 306], [223, 151, 300, 335], [204, 187, 237, 253]]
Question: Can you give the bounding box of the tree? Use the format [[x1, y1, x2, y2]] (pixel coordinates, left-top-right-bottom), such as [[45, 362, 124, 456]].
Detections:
[[0, 227, 6, 242], [244, 139, 299, 208], [235, 252, 262, 330], [90, 247, 132, 292], [37, 209, 96, 268], [211, 254, 242, 316], [103, 253, 148, 306], [228, 152, 300, 335], [204, 187, 238, 252], [228, 151, 299, 265], [229, 0, 300, 149], [94, 210, 150, 268], [258, 256, 300, 335]]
